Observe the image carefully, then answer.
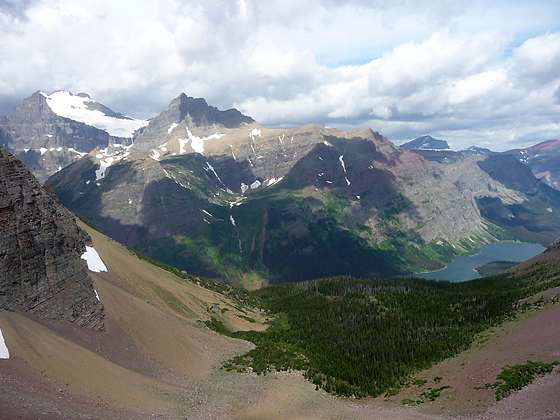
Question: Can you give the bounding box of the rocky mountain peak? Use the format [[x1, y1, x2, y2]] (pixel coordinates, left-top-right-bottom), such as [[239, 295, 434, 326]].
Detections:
[[401, 135, 450, 150], [173, 93, 254, 128], [0, 90, 148, 182], [0, 147, 104, 328], [133, 93, 254, 151]]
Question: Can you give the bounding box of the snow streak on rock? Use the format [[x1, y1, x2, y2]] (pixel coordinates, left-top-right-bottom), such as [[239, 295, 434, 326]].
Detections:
[[338, 155, 351, 186]]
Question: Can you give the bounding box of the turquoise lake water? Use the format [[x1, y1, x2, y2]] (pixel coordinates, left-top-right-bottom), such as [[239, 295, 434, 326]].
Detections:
[[416, 241, 546, 282]]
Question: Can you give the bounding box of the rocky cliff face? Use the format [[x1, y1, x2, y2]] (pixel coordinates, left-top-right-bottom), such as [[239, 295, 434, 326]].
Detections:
[[0, 147, 103, 328]]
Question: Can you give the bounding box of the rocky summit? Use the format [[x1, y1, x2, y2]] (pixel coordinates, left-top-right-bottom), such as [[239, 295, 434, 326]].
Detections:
[[0, 147, 103, 328], [400, 135, 450, 151]]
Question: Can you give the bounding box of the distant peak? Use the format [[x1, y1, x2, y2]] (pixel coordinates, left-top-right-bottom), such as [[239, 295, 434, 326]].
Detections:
[[166, 92, 253, 127], [401, 134, 450, 151]]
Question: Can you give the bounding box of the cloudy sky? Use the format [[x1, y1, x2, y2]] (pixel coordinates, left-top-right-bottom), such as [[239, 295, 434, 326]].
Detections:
[[1, 0, 559, 150]]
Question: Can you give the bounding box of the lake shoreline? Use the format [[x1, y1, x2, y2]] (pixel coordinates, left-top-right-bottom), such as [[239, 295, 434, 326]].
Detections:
[[416, 241, 545, 282]]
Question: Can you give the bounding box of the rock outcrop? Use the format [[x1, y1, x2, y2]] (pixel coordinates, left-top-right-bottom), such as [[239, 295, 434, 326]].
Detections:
[[0, 147, 103, 329]]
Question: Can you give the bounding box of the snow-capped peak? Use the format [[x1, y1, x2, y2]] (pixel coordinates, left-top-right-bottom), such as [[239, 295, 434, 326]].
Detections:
[[41, 91, 148, 138]]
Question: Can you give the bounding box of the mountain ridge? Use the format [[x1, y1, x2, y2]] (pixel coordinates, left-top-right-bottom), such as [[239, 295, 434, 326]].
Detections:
[[45, 94, 560, 285]]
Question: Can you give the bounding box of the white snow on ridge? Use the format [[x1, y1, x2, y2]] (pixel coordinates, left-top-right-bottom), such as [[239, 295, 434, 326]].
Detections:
[[168, 123, 178, 134], [0, 327, 9, 359], [81, 246, 108, 273], [41, 91, 148, 138], [178, 127, 225, 155]]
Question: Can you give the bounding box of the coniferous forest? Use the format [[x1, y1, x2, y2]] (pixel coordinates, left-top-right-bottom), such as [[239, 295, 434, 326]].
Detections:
[[211, 262, 560, 397]]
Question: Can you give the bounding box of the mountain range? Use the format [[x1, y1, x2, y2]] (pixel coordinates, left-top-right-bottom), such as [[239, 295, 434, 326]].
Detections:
[[2, 91, 560, 286], [2, 90, 560, 419], [1, 90, 550, 286]]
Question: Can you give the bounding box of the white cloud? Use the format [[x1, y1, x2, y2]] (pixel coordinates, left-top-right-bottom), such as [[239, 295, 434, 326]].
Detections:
[[0, 0, 559, 150]]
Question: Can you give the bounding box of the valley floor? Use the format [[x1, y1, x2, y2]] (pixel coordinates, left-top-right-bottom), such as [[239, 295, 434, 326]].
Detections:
[[1, 225, 560, 419]]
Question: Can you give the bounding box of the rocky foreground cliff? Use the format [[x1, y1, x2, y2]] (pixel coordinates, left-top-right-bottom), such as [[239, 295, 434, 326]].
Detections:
[[0, 147, 103, 328]]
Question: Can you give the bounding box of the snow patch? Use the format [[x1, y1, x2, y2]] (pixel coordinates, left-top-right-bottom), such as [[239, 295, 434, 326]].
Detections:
[[40, 147, 48, 155], [184, 127, 224, 155], [0, 328, 9, 359], [250, 180, 261, 189], [81, 246, 108, 273], [94, 289, 100, 302], [229, 215, 237, 227], [338, 155, 351, 186], [43, 91, 148, 137], [23, 148, 29, 153], [323, 140, 333, 147], [168, 123, 178, 134], [95, 159, 112, 180], [266, 177, 283, 187], [240, 182, 249, 194], [93, 147, 130, 179]]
